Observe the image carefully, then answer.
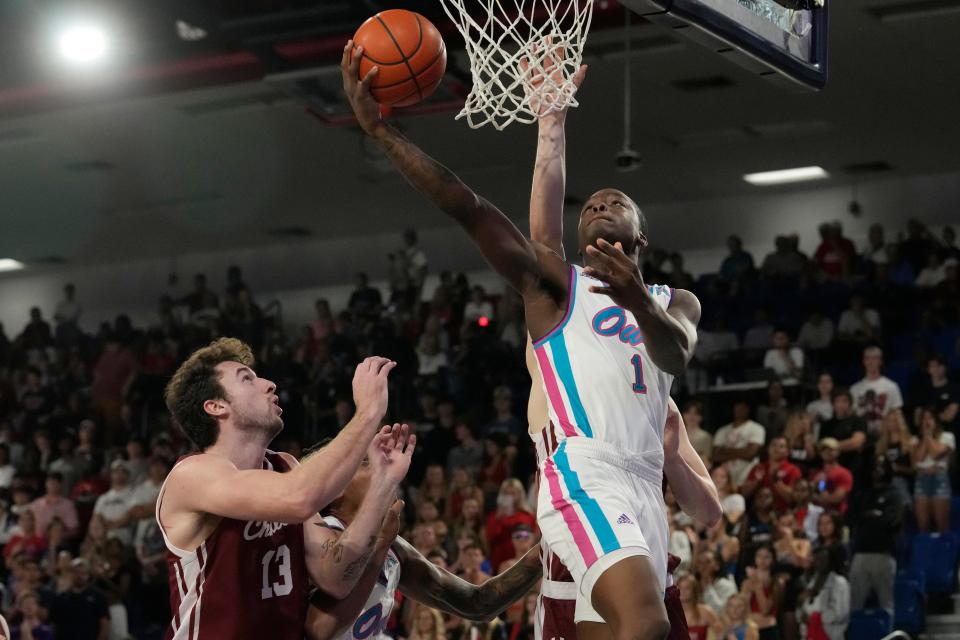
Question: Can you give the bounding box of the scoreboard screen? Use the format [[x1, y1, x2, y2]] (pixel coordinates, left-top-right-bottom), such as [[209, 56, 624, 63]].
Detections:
[[625, 0, 828, 89]]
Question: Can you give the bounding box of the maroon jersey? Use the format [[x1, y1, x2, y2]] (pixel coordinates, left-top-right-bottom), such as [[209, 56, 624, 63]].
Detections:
[[157, 450, 308, 640]]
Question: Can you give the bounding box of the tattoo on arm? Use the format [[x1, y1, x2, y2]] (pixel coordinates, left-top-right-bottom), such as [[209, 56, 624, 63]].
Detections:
[[475, 557, 542, 616], [342, 536, 378, 580], [377, 129, 470, 218]]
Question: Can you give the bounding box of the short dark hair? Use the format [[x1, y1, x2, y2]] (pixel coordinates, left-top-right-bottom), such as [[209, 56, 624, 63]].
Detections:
[[164, 338, 254, 450], [928, 354, 949, 367], [682, 400, 703, 414], [45, 472, 64, 484], [831, 387, 853, 403], [426, 549, 448, 563]]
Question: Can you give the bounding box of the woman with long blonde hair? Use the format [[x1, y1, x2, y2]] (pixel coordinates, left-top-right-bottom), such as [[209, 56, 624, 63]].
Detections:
[[485, 478, 535, 569], [719, 593, 759, 640], [409, 605, 447, 640], [876, 410, 914, 509]]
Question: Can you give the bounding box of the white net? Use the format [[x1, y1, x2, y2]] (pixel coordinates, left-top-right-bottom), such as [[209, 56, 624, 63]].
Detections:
[[438, 0, 595, 130]]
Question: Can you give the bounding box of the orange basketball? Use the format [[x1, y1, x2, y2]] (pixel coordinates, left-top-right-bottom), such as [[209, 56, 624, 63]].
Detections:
[[353, 9, 447, 108]]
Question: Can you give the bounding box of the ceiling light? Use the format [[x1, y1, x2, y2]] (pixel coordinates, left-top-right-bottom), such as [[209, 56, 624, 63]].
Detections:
[[743, 166, 829, 186], [0, 259, 25, 273], [58, 24, 108, 63]]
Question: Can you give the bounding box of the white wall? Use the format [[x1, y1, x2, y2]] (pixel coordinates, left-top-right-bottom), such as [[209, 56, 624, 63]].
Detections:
[[1, 169, 958, 336]]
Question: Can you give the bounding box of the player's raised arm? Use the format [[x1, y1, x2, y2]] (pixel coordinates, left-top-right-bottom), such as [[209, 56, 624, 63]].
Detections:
[[305, 429, 414, 599], [527, 53, 586, 255], [163, 357, 395, 525], [393, 537, 542, 622], [342, 41, 550, 298], [304, 501, 402, 640], [663, 398, 722, 526]]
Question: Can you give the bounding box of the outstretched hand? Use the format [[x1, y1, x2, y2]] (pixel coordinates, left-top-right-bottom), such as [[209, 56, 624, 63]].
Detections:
[[367, 423, 416, 485], [352, 356, 397, 424], [583, 238, 652, 312], [519, 39, 588, 118], [341, 40, 384, 136]]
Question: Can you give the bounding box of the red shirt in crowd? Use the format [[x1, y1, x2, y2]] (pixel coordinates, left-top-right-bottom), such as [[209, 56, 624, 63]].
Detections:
[[744, 460, 802, 512], [4, 532, 47, 560], [485, 510, 537, 569], [809, 464, 854, 514]]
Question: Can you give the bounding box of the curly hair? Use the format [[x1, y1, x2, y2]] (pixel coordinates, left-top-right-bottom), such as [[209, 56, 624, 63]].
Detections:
[[164, 338, 254, 450]]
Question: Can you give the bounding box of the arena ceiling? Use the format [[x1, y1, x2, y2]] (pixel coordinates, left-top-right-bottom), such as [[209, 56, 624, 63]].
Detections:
[[0, 0, 957, 268]]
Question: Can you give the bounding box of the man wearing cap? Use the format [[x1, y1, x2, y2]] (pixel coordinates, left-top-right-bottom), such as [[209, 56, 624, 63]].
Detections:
[[499, 523, 537, 574], [92, 460, 136, 545], [810, 438, 854, 514]]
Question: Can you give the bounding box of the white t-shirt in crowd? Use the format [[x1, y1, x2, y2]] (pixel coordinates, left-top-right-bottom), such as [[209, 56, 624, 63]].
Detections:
[[763, 347, 805, 378], [131, 480, 161, 511], [722, 493, 746, 517], [914, 432, 956, 472], [713, 420, 766, 486], [417, 351, 449, 376], [798, 318, 834, 350], [915, 266, 945, 288], [850, 375, 904, 433], [93, 486, 136, 545], [806, 398, 833, 423], [838, 308, 881, 336]]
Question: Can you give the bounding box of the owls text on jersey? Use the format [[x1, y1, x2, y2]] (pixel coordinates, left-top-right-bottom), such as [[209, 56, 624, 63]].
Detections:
[[323, 515, 402, 640], [533, 265, 675, 457]]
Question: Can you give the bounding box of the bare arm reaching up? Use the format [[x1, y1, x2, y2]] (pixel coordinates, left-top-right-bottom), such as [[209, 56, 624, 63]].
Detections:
[[342, 41, 569, 338]]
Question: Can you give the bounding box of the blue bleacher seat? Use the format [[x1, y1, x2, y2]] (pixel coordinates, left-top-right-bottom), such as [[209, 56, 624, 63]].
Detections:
[[895, 573, 926, 635], [910, 532, 960, 594], [933, 327, 960, 360], [884, 359, 917, 394], [847, 609, 892, 640]]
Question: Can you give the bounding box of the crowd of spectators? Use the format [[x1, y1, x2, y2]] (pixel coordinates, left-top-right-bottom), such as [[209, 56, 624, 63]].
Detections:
[[0, 219, 956, 639]]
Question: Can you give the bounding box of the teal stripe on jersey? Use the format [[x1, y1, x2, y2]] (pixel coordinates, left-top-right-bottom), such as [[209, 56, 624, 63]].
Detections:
[[554, 441, 620, 554], [548, 332, 593, 438]]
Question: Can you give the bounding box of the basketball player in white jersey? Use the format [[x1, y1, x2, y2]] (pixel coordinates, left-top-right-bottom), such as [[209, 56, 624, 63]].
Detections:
[[521, 59, 721, 640], [302, 444, 544, 640], [344, 42, 702, 640]]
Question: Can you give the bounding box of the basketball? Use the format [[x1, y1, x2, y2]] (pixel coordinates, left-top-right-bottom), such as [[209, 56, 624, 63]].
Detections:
[[352, 9, 447, 108]]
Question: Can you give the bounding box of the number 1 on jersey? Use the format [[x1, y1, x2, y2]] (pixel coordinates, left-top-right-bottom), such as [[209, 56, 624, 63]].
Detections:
[[631, 354, 647, 394]]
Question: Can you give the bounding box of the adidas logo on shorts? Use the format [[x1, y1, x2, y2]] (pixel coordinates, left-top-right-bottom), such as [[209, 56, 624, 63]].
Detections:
[[616, 514, 633, 525]]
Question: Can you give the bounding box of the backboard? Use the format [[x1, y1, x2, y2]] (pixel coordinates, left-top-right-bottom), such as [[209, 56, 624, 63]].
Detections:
[[623, 0, 828, 89]]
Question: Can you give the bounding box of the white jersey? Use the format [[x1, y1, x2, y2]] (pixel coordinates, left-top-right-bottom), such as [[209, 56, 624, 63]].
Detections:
[[532, 265, 675, 458], [324, 515, 402, 640]]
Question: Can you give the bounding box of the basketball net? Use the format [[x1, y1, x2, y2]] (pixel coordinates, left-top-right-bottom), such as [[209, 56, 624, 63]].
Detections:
[[438, 0, 595, 130]]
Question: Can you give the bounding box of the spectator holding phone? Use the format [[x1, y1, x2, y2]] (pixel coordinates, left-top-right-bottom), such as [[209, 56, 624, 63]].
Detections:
[[810, 439, 854, 515]]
